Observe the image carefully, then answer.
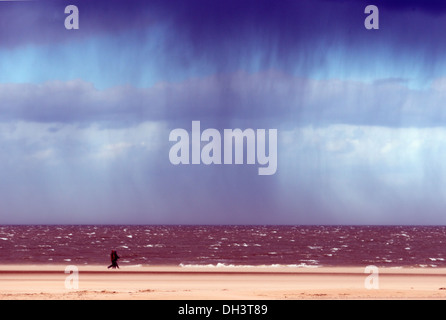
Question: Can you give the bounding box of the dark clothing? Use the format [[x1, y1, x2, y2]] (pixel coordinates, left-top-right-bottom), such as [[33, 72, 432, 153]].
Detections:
[[107, 250, 120, 269]]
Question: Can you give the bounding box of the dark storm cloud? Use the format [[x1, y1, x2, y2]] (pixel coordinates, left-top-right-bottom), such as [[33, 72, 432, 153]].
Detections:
[[371, 0, 446, 14], [0, 0, 156, 48], [3, 0, 446, 71], [1, 73, 446, 128]]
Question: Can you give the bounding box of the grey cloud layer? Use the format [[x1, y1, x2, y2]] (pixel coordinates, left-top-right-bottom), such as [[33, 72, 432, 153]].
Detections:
[[1, 73, 445, 128]]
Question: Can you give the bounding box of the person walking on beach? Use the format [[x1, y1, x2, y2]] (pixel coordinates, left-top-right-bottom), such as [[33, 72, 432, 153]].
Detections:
[[108, 250, 120, 269]]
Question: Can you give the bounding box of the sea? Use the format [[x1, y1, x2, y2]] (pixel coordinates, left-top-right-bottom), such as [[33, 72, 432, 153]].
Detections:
[[0, 225, 445, 268]]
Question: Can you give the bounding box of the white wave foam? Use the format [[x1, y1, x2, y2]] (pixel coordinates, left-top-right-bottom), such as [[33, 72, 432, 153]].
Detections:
[[179, 263, 319, 268], [124, 264, 143, 268], [429, 257, 445, 261]]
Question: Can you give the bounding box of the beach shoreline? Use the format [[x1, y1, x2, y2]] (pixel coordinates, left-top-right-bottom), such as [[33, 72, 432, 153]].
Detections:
[[1, 264, 446, 300]]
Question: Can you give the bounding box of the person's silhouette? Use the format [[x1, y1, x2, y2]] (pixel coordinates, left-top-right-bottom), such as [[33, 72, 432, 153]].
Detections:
[[107, 250, 120, 269]]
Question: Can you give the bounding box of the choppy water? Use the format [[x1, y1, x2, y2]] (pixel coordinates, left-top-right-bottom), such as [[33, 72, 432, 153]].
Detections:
[[0, 225, 445, 268]]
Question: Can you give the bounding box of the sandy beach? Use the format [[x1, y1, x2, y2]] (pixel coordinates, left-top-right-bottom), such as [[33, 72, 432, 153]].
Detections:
[[1, 264, 446, 300]]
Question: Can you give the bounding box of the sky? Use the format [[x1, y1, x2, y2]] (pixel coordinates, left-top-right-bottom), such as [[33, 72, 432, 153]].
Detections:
[[1, 0, 446, 224]]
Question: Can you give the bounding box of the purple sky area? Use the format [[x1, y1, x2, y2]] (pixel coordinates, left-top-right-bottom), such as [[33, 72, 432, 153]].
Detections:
[[1, 0, 446, 224]]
